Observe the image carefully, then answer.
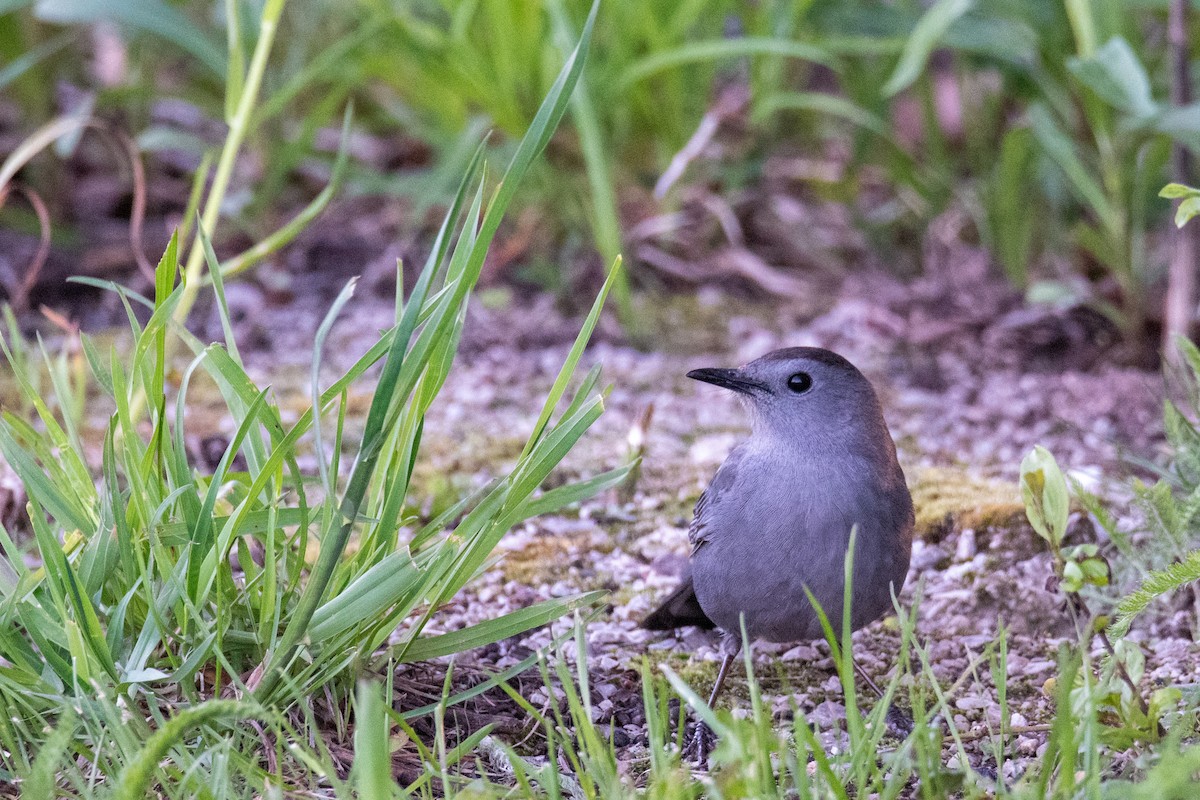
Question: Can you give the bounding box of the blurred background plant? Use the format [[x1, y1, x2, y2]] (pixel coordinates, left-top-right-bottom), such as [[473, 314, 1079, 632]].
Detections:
[[4, 0, 1200, 351], [357, 0, 1200, 346]]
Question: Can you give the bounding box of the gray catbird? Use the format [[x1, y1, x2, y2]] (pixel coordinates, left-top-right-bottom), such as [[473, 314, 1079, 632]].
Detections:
[[643, 347, 914, 758]]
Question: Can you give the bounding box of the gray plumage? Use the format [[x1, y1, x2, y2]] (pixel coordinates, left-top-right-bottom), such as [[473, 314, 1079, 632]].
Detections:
[[643, 347, 914, 648]]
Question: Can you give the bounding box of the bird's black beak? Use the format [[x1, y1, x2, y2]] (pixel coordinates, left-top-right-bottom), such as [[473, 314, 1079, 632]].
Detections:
[[687, 367, 765, 395]]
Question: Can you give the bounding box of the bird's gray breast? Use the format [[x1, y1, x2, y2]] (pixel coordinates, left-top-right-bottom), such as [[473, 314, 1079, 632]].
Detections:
[[690, 446, 912, 643]]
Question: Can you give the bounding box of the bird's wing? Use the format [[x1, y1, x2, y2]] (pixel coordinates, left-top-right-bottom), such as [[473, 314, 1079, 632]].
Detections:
[[688, 444, 746, 555]]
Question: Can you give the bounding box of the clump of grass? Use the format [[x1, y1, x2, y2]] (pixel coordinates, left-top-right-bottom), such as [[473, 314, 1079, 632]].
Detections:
[[0, 3, 635, 793]]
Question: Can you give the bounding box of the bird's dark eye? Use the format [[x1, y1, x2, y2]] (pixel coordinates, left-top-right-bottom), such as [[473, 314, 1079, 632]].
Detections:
[[786, 372, 813, 394]]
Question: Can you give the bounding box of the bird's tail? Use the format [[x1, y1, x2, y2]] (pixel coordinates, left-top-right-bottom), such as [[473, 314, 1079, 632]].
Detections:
[[640, 573, 716, 631]]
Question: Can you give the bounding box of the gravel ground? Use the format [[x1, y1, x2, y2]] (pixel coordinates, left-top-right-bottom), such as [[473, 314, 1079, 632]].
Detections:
[[4, 266, 1183, 788], [200, 263, 1192, 786]]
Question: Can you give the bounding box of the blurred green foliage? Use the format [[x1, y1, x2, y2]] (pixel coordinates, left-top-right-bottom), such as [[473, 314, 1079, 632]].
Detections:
[[5, 0, 1200, 335]]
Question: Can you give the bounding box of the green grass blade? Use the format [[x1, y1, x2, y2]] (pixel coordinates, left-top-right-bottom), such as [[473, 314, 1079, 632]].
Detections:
[[1028, 103, 1119, 233], [515, 464, 634, 521], [217, 104, 356, 281], [620, 37, 832, 89], [253, 0, 600, 704], [19, 709, 76, 800], [312, 277, 359, 499], [353, 681, 394, 800], [518, 256, 622, 462], [397, 591, 605, 663], [882, 0, 973, 97], [223, 0, 246, 122], [307, 552, 424, 643], [0, 421, 94, 536], [111, 700, 261, 800], [35, 0, 224, 76]]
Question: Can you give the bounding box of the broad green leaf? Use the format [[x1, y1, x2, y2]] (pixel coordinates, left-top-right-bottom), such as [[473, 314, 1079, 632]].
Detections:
[[943, 12, 1037, 65], [1149, 687, 1182, 723], [1115, 638, 1144, 685], [1154, 105, 1200, 152], [1020, 445, 1070, 546], [1160, 182, 1200, 200], [1175, 196, 1200, 228], [1081, 557, 1109, 586], [1060, 559, 1084, 592], [1067, 37, 1155, 117]]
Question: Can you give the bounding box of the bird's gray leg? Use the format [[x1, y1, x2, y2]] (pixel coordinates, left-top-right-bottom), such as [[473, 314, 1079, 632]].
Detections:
[[852, 657, 884, 698], [852, 655, 913, 738], [686, 633, 741, 766], [706, 650, 736, 708]]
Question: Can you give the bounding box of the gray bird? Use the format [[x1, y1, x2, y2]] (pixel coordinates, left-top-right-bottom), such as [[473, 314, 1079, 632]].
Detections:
[[642, 347, 914, 758]]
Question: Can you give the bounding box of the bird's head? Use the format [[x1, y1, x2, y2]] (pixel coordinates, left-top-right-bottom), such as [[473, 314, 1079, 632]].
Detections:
[[687, 347, 889, 452]]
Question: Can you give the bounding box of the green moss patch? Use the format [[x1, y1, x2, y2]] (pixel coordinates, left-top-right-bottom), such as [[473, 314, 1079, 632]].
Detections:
[[910, 467, 1027, 545]]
